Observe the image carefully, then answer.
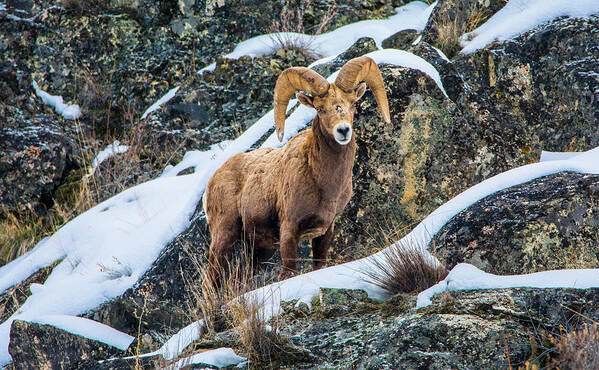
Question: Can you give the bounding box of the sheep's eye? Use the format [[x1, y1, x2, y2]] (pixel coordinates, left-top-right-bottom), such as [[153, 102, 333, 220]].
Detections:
[[336, 105, 342, 112]]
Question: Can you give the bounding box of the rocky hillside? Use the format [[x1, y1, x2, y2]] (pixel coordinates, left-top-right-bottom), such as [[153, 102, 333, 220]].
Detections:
[[1, 0, 599, 368]]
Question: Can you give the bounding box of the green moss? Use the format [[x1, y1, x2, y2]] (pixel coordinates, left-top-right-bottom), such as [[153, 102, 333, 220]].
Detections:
[[311, 295, 320, 307], [378, 294, 411, 316]]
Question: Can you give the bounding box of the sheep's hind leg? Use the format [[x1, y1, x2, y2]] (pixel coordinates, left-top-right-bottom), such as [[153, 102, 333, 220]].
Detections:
[[278, 222, 299, 280], [312, 221, 333, 271]]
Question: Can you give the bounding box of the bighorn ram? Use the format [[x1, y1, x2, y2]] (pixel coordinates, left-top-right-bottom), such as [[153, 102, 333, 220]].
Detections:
[[203, 56, 390, 281]]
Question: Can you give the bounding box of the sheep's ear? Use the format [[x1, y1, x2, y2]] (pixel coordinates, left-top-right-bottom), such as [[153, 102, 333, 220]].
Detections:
[[354, 82, 367, 100], [297, 92, 314, 108]]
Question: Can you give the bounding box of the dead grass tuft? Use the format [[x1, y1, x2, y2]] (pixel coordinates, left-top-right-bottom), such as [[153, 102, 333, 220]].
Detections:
[[184, 245, 290, 366], [267, 0, 337, 57], [0, 209, 50, 266], [434, 4, 493, 59], [56, 108, 184, 219], [364, 239, 448, 294], [553, 323, 599, 368], [229, 291, 288, 365], [1, 105, 184, 267]]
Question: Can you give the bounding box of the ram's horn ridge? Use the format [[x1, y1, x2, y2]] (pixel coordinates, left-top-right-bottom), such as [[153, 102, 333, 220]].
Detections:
[[335, 56, 391, 124], [273, 67, 329, 142]]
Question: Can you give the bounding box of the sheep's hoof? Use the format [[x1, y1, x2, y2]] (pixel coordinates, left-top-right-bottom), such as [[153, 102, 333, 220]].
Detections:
[[278, 269, 297, 281], [313, 263, 328, 270]]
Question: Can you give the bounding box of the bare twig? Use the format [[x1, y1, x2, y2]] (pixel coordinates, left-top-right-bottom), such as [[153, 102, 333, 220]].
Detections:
[[3, 5, 63, 29], [504, 335, 512, 370], [267, 0, 337, 57]]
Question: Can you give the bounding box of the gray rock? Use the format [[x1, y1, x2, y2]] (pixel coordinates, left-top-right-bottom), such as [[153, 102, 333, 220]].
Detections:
[[318, 288, 369, 307], [279, 288, 599, 368], [9, 320, 128, 369], [0, 122, 75, 215], [381, 28, 418, 49], [431, 172, 599, 274]]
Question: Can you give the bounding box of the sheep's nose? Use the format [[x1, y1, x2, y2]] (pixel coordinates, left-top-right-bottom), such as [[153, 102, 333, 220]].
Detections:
[[336, 126, 350, 137], [333, 123, 352, 145]]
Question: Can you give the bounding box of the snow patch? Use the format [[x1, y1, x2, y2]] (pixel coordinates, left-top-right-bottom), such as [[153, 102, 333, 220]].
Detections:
[[540, 150, 580, 162], [141, 86, 180, 120], [432, 46, 450, 62], [89, 140, 129, 174], [157, 320, 205, 360], [32, 81, 82, 120], [199, 1, 435, 74], [461, 0, 599, 54], [366, 49, 447, 97], [25, 315, 134, 351], [171, 348, 246, 369], [417, 263, 599, 308], [0, 173, 203, 365]]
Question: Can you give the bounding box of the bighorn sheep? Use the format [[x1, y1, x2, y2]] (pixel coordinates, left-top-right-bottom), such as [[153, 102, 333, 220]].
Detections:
[[203, 56, 390, 281]]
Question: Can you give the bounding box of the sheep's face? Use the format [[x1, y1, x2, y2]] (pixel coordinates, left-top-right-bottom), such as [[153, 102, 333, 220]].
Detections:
[[297, 83, 367, 145]]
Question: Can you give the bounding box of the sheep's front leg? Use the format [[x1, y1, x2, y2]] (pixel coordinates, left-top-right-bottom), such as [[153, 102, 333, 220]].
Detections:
[[279, 222, 299, 280], [205, 218, 240, 288], [312, 221, 334, 270]]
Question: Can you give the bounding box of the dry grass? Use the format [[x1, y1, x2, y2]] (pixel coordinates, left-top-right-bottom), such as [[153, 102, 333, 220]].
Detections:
[[434, 4, 493, 59], [267, 0, 337, 57], [364, 239, 448, 294], [435, 16, 463, 59], [184, 245, 291, 366], [228, 291, 288, 365], [0, 209, 52, 266], [0, 105, 184, 267], [553, 323, 599, 368]]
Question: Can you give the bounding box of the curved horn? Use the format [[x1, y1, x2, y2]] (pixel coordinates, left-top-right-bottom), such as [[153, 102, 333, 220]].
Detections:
[[274, 67, 329, 142], [335, 56, 391, 124]]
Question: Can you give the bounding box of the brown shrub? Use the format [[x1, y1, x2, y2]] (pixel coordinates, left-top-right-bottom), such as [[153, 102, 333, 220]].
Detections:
[[433, 3, 494, 59], [554, 323, 599, 369], [267, 0, 337, 57], [186, 245, 289, 366], [1, 107, 184, 266]]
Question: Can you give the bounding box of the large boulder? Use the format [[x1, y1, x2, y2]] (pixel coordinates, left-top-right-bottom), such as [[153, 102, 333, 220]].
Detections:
[[333, 15, 599, 261], [9, 320, 129, 369], [431, 172, 599, 274], [277, 288, 599, 368], [453, 16, 599, 152]]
